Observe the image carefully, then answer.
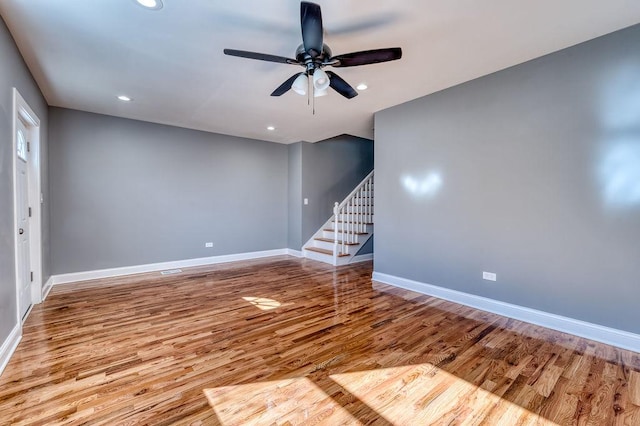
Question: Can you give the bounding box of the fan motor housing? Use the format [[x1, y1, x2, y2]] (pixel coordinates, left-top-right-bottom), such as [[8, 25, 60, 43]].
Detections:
[[296, 43, 332, 66]]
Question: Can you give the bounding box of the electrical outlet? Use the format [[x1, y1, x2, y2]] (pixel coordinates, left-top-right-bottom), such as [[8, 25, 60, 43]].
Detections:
[[482, 271, 497, 281], [205, 242, 213, 248]]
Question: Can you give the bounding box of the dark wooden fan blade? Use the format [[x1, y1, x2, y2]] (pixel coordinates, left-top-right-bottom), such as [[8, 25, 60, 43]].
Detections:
[[326, 71, 358, 99], [301, 2, 323, 57], [331, 47, 402, 67], [271, 73, 304, 96], [224, 49, 298, 65]]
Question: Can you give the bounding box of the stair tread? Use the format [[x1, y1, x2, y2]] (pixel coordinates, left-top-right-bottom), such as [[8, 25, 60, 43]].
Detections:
[[323, 229, 368, 235], [314, 237, 360, 245], [305, 247, 350, 257]]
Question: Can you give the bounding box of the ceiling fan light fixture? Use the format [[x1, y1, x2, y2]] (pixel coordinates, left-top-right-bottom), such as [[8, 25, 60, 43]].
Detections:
[[313, 68, 330, 91], [292, 73, 308, 95], [223, 2, 402, 101], [314, 87, 328, 97], [135, 0, 163, 10]]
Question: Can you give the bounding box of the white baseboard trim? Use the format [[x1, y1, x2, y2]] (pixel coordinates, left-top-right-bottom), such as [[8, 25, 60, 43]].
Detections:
[[0, 323, 21, 377], [351, 253, 373, 263], [286, 249, 303, 258], [372, 271, 640, 353], [42, 276, 53, 301], [52, 249, 290, 286]]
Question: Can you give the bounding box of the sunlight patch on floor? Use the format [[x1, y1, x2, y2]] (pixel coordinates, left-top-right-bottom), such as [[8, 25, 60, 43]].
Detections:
[[330, 364, 559, 425], [204, 363, 559, 425], [204, 377, 358, 425], [242, 296, 293, 311]]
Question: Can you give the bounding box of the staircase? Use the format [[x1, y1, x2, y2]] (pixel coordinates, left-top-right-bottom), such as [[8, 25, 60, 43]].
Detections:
[[303, 171, 374, 266]]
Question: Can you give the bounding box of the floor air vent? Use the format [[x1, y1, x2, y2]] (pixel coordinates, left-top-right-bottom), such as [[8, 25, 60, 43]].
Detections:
[[160, 269, 183, 275]]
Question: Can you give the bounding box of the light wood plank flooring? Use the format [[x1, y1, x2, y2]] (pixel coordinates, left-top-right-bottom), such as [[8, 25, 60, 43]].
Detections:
[[1, 256, 639, 425]]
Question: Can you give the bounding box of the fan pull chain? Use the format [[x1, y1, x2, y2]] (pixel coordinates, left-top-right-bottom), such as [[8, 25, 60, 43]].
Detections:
[[312, 84, 316, 115]]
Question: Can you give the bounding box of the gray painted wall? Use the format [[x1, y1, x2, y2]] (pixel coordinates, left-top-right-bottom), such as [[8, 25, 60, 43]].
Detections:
[[375, 24, 640, 334], [287, 142, 302, 250], [0, 17, 49, 342], [299, 136, 374, 249], [49, 108, 288, 274]]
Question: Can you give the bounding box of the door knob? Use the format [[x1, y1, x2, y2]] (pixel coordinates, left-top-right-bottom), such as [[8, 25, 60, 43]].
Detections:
[[18, 228, 24, 235]]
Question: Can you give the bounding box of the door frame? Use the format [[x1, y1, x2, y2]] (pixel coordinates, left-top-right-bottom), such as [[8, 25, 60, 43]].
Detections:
[[12, 88, 42, 324]]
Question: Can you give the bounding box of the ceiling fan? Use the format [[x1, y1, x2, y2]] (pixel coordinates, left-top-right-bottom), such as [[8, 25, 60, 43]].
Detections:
[[223, 1, 402, 99]]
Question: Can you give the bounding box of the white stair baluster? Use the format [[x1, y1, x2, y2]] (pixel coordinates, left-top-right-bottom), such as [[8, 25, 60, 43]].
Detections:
[[349, 198, 354, 246], [358, 189, 363, 233], [333, 202, 339, 262], [340, 204, 345, 255]]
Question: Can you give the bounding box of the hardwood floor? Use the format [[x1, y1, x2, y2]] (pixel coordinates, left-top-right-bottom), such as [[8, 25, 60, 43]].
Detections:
[[1, 256, 639, 425]]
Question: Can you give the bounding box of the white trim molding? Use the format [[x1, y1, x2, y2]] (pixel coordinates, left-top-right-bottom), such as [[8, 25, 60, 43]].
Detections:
[[351, 253, 373, 264], [52, 249, 290, 286], [286, 249, 303, 258], [0, 323, 22, 377], [372, 271, 640, 353], [42, 276, 54, 301]]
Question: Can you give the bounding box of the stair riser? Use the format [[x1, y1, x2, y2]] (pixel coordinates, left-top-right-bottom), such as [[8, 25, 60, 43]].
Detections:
[[327, 228, 371, 238], [305, 249, 337, 265], [304, 249, 354, 266], [322, 231, 370, 243], [333, 255, 354, 266], [312, 240, 360, 252], [327, 224, 373, 233], [312, 240, 338, 251]]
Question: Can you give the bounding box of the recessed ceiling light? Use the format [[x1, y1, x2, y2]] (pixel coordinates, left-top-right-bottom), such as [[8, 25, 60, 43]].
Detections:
[[135, 0, 163, 10], [267, 126, 276, 131], [117, 95, 132, 102], [356, 83, 368, 91]]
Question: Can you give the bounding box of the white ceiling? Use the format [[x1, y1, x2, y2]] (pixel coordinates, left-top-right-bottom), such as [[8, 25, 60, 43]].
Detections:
[[1, 1, 640, 144]]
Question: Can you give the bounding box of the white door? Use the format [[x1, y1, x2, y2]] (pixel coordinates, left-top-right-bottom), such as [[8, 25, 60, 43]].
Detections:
[[16, 118, 31, 320]]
